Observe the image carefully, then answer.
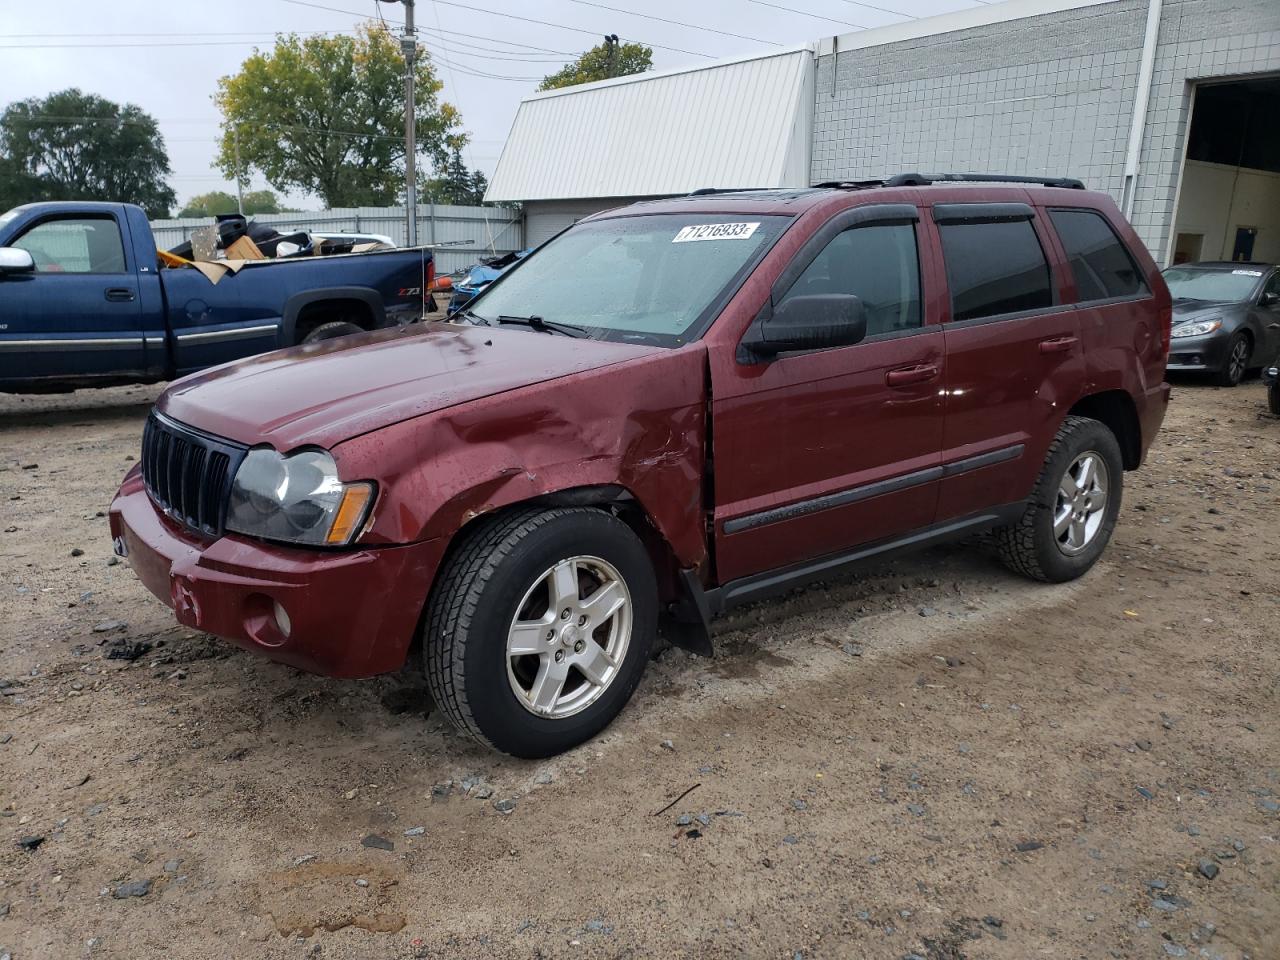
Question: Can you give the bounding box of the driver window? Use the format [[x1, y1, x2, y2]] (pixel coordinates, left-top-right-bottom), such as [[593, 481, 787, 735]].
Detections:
[[778, 223, 922, 337], [13, 216, 127, 274], [1265, 271, 1280, 301]]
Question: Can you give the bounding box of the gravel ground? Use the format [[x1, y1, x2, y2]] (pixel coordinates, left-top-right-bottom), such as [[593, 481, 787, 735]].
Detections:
[[1, 377, 1278, 960]]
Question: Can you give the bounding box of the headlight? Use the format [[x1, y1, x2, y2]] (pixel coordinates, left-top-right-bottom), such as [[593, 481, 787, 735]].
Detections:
[[1171, 318, 1222, 339], [226, 448, 374, 546]]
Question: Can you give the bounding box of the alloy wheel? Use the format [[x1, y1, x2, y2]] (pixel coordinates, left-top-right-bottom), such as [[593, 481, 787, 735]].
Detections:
[[505, 555, 632, 719], [1054, 451, 1109, 555]]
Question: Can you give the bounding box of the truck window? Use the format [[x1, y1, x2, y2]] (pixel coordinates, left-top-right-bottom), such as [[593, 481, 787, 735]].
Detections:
[[939, 220, 1052, 322], [1049, 208, 1148, 301], [777, 223, 922, 337], [12, 216, 127, 274]]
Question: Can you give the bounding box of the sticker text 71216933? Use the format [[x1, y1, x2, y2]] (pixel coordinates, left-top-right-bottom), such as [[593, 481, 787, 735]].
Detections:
[[672, 222, 761, 243]]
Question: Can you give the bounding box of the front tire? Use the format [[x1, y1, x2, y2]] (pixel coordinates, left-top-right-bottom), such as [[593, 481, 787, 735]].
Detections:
[[1269, 381, 1280, 417], [300, 320, 364, 345], [996, 416, 1124, 583], [1213, 332, 1250, 387], [423, 507, 657, 758]]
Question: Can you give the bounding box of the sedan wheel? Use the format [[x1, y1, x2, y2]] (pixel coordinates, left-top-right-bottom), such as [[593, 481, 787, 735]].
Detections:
[[1215, 334, 1250, 387]]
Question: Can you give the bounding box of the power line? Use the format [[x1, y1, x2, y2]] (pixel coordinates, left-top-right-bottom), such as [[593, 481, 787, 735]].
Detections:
[[559, 0, 780, 46], [0, 25, 580, 57], [747, 1, 864, 28], [832, 0, 917, 18], [278, 0, 715, 58]]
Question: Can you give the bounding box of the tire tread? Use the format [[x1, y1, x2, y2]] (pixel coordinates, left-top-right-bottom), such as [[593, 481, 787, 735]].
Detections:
[[996, 415, 1101, 582], [423, 507, 598, 751]]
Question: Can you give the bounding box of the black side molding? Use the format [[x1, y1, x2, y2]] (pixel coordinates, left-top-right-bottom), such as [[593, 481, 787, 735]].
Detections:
[[674, 502, 1027, 636]]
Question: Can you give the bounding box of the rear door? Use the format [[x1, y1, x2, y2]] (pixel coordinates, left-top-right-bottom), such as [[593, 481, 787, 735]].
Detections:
[[0, 212, 145, 383], [710, 203, 947, 583], [1047, 204, 1162, 396], [927, 200, 1085, 520]]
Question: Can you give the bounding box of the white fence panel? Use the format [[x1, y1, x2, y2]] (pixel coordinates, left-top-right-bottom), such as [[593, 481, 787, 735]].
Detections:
[[149, 204, 523, 275]]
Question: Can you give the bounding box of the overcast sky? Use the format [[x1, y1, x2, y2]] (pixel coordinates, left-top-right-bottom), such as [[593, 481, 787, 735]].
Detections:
[[0, 0, 988, 211]]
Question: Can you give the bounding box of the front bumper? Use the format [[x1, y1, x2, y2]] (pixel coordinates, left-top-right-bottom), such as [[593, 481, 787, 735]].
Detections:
[[1165, 331, 1230, 372], [108, 467, 445, 678]]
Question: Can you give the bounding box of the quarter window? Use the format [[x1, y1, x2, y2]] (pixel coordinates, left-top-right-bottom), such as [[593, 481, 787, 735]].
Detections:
[[939, 220, 1052, 322], [1049, 208, 1148, 301], [778, 223, 922, 338], [12, 216, 127, 274]]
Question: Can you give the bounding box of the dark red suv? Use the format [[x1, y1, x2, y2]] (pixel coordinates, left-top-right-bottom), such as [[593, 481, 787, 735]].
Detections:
[[110, 173, 1172, 757]]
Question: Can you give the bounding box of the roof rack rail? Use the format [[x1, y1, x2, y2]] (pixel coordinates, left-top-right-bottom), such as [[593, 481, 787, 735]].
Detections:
[[811, 179, 886, 190], [884, 172, 1085, 189], [686, 186, 772, 196]]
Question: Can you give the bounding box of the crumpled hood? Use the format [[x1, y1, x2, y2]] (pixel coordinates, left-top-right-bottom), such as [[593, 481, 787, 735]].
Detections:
[[158, 322, 662, 450]]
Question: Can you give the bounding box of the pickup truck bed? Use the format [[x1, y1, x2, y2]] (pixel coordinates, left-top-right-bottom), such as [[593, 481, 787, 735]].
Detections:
[[0, 201, 432, 393]]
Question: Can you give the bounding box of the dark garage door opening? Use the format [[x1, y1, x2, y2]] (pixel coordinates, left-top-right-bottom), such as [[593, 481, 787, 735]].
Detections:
[[1172, 74, 1280, 266]]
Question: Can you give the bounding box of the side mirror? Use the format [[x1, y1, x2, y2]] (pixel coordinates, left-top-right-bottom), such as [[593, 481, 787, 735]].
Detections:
[[1260, 291, 1280, 308], [741, 294, 868, 360], [0, 247, 35, 276]]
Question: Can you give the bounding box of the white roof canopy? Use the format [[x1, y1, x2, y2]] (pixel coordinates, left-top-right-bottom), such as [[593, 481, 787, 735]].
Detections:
[[484, 46, 815, 203]]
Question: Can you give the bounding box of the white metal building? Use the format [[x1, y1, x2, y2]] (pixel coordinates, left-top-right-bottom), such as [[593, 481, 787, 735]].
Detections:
[[485, 0, 1280, 265], [484, 46, 815, 247]]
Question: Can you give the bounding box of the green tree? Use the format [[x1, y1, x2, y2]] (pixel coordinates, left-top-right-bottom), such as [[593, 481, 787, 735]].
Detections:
[[177, 189, 282, 218], [216, 24, 461, 208], [0, 154, 45, 212], [0, 88, 176, 218], [538, 37, 652, 91], [421, 137, 488, 205]]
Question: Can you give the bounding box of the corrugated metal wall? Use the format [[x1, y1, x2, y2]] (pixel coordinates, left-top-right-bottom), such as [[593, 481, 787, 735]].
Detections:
[[149, 204, 523, 275], [523, 198, 645, 248], [486, 48, 814, 202]]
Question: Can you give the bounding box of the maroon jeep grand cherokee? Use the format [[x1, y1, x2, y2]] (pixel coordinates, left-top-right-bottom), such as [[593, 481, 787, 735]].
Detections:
[[110, 174, 1172, 757]]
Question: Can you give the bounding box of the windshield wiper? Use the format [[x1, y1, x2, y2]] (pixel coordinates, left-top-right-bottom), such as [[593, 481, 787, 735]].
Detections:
[[496, 314, 588, 338], [454, 308, 491, 326]]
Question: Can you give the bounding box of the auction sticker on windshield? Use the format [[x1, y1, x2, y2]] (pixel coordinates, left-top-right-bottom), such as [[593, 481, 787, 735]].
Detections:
[[1232, 269, 1263, 276], [672, 222, 760, 243]]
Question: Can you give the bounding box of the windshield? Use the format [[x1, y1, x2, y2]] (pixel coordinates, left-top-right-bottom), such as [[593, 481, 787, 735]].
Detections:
[[1162, 266, 1262, 303], [465, 213, 790, 345]]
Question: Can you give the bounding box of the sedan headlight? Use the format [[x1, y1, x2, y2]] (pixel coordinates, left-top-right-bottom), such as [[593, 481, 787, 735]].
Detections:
[[1171, 318, 1222, 339], [226, 448, 374, 546]]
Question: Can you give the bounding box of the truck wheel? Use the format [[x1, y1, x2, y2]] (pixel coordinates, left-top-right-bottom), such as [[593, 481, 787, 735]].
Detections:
[[424, 507, 658, 758], [300, 320, 364, 344], [995, 416, 1123, 583], [1212, 332, 1249, 387]]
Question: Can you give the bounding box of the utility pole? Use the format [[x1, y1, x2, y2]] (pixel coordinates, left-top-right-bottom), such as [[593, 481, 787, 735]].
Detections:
[[380, 0, 418, 246], [604, 33, 619, 79], [232, 124, 245, 216]]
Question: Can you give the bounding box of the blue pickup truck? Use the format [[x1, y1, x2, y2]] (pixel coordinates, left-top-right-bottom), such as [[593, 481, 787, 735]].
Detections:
[[0, 201, 433, 393]]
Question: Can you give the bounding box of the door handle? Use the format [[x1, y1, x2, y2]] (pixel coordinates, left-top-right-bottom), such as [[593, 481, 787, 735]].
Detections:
[[885, 363, 939, 387], [1039, 336, 1078, 354], [105, 287, 135, 302]]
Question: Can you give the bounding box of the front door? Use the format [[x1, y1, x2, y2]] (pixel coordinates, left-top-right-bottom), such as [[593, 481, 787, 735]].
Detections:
[[710, 207, 946, 584], [0, 213, 145, 384]]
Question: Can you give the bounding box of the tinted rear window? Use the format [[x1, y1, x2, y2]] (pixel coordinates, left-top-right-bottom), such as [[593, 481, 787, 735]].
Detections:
[[939, 220, 1053, 322], [1050, 208, 1147, 301]]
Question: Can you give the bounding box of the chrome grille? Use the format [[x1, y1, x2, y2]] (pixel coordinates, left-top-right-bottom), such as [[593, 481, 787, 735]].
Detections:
[[140, 412, 246, 536]]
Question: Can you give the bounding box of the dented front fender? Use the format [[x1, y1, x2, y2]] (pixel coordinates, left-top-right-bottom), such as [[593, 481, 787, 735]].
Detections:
[[332, 345, 709, 569]]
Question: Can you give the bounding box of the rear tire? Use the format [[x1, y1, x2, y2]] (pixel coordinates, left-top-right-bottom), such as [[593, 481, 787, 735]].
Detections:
[[423, 507, 657, 758], [1270, 381, 1280, 417], [300, 320, 364, 344], [996, 416, 1123, 583], [1213, 332, 1250, 387]]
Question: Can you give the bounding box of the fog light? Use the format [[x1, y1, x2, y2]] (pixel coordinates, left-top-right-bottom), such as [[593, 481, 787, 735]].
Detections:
[[273, 601, 292, 638]]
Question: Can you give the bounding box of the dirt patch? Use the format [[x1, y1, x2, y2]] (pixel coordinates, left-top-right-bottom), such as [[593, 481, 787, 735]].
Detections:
[[2, 377, 1278, 959]]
